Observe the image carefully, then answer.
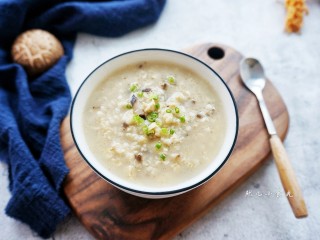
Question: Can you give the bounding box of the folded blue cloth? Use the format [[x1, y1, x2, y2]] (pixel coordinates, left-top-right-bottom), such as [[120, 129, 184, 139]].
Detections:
[[0, 0, 166, 238]]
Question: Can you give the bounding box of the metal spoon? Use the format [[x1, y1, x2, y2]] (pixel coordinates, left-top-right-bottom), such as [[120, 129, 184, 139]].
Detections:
[[240, 58, 308, 218]]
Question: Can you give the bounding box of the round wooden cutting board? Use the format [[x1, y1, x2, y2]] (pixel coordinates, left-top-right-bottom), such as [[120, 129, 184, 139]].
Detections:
[[61, 43, 289, 240]]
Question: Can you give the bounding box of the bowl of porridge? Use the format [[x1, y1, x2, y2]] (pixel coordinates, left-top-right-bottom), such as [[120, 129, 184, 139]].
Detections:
[[71, 49, 238, 198]]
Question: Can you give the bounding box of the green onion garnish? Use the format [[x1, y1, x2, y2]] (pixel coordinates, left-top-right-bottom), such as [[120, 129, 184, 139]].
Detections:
[[159, 153, 166, 161], [148, 128, 155, 135], [175, 107, 180, 113], [132, 115, 144, 125], [167, 76, 175, 84], [142, 125, 149, 135], [129, 84, 138, 92], [161, 128, 169, 135], [147, 112, 158, 122], [151, 94, 159, 100], [155, 103, 160, 109], [126, 104, 132, 109], [155, 142, 162, 149], [180, 116, 186, 123], [142, 125, 155, 135], [170, 129, 175, 135], [137, 92, 143, 98], [166, 109, 172, 113]]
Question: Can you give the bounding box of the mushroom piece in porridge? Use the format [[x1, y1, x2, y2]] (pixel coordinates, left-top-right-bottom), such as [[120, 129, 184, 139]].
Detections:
[[83, 61, 226, 187]]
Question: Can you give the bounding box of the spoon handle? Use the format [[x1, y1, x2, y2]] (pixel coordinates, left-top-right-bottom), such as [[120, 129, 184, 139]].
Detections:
[[270, 135, 308, 218], [255, 91, 277, 135]]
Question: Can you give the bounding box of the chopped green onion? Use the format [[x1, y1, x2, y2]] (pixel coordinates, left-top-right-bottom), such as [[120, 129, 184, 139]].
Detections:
[[167, 76, 175, 84], [159, 153, 166, 161], [175, 107, 180, 113], [126, 104, 132, 109], [132, 115, 144, 125], [170, 129, 175, 135], [151, 94, 159, 100], [142, 125, 149, 134], [155, 103, 160, 109], [129, 84, 138, 92], [166, 109, 172, 113], [155, 142, 162, 149], [180, 116, 186, 123], [142, 125, 155, 135], [147, 112, 158, 122], [148, 128, 155, 135], [161, 128, 169, 135], [137, 92, 144, 98]]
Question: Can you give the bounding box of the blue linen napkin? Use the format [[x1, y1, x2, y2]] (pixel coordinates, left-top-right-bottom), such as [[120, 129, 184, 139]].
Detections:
[[0, 0, 166, 238]]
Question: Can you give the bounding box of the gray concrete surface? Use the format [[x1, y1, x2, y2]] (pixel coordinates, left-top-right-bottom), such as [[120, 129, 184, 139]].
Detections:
[[1, 0, 319, 239]]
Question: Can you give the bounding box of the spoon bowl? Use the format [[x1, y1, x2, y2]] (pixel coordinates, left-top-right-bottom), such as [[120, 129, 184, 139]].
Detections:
[[240, 58, 266, 94]]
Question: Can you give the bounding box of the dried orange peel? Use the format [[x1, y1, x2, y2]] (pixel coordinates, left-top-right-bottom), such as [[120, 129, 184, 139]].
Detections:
[[284, 0, 309, 33]]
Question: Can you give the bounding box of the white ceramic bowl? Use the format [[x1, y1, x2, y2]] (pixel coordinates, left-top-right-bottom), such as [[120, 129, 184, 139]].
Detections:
[[71, 49, 238, 198]]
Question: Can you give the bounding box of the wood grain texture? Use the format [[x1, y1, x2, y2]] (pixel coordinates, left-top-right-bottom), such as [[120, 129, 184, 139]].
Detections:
[[270, 135, 307, 218], [61, 43, 289, 240]]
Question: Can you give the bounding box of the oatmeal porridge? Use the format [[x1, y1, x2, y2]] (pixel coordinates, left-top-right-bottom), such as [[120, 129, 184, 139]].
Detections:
[[83, 61, 226, 187]]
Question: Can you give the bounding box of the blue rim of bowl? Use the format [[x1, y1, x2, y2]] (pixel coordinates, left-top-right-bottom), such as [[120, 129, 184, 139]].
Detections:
[[70, 48, 239, 196]]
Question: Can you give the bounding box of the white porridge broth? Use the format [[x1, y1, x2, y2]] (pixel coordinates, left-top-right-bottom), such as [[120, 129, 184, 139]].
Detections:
[[83, 61, 226, 188]]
